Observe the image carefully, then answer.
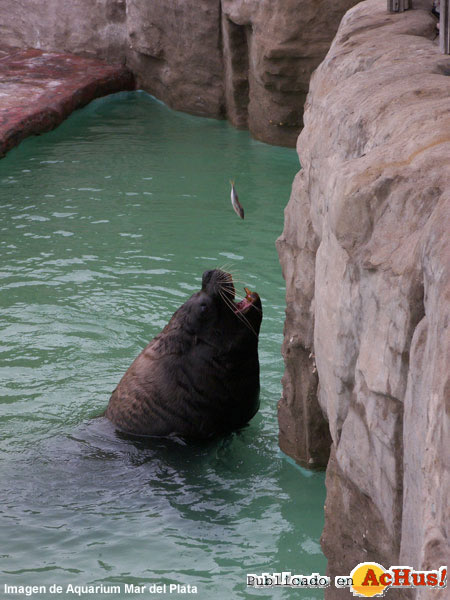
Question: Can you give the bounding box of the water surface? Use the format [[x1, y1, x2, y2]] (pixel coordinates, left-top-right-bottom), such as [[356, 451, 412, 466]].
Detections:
[[0, 92, 325, 599]]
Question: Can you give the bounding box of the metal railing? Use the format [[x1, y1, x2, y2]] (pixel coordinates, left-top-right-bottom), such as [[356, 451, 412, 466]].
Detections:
[[388, 0, 411, 10], [441, 0, 450, 53], [388, 0, 449, 53]]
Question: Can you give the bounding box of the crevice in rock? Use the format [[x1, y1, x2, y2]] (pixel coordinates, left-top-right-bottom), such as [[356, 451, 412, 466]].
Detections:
[[106, 0, 127, 24], [221, 16, 250, 129], [278, 338, 331, 469], [399, 278, 426, 396], [216, 1, 226, 119], [435, 59, 450, 75]]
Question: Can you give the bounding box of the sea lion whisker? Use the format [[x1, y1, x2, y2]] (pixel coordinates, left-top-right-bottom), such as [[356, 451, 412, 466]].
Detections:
[[234, 307, 258, 337], [216, 273, 246, 285], [217, 279, 235, 289], [216, 277, 235, 290], [218, 287, 235, 296], [218, 274, 245, 283], [221, 268, 244, 281], [218, 288, 235, 298], [217, 280, 250, 298], [219, 290, 253, 333], [218, 288, 237, 314], [216, 263, 235, 275], [216, 270, 249, 293], [217, 284, 239, 302], [217, 275, 233, 286], [248, 303, 262, 315], [219, 292, 248, 332], [218, 289, 257, 337], [217, 271, 238, 283], [216, 266, 246, 283]]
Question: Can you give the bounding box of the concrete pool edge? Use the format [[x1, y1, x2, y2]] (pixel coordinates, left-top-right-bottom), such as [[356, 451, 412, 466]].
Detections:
[[0, 46, 135, 158]]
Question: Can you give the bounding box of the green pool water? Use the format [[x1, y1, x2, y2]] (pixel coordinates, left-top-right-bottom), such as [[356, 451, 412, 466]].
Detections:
[[0, 92, 326, 599]]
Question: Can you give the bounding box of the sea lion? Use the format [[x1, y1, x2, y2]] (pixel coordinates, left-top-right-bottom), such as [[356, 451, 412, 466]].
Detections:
[[105, 269, 262, 439]]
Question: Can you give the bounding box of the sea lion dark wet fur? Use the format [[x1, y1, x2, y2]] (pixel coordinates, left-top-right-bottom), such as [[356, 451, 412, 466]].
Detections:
[[105, 269, 262, 439]]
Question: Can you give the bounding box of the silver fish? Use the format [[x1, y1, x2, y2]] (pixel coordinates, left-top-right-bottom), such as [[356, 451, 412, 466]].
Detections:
[[230, 180, 244, 220]]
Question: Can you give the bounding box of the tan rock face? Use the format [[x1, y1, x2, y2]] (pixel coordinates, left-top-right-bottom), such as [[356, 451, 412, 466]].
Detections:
[[0, 0, 359, 146], [0, 0, 128, 63], [222, 0, 361, 145], [277, 0, 449, 591], [126, 0, 225, 119]]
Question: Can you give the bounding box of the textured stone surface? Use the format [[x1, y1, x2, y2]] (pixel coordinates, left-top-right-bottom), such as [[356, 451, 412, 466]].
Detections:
[[0, 47, 134, 157], [126, 0, 225, 119], [0, 0, 128, 63], [277, 0, 449, 593], [0, 0, 360, 146], [222, 0, 361, 145]]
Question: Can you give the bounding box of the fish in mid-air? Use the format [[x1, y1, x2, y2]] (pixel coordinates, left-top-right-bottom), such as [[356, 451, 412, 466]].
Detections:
[[230, 180, 244, 219]]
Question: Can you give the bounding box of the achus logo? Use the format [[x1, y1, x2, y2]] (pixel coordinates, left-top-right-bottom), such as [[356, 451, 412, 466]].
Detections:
[[348, 563, 447, 597]]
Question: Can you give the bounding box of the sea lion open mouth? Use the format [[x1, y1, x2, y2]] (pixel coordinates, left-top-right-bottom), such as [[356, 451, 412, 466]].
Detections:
[[105, 268, 263, 440], [213, 270, 259, 315], [234, 287, 259, 314]]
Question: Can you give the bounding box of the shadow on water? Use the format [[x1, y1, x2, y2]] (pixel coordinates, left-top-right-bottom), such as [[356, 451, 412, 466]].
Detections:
[[35, 415, 287, 516], [2, 408, 326, 599]]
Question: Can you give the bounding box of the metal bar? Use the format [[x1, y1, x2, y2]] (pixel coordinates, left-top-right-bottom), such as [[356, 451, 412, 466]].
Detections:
[[441, 0, 450, 54], [388, 0, 411, 11]]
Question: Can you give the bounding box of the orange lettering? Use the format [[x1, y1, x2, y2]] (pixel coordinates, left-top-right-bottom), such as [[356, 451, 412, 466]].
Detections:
[[392, 568, 411, 586], [411, 573, 426, 586], [379, 573, 392, 586], [426, 573, 438, 587], [362, 569, 380, 586]]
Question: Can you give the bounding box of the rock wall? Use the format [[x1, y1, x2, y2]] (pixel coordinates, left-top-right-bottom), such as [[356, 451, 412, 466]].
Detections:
[[0, 0, 128, 64], [126, 0, 224, 119], [277, 0, 449, 595], [220, 0, 361, 145], [0, 0, 359, 146]]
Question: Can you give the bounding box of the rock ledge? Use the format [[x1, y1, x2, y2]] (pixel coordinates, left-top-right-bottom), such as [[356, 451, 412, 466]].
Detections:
[[0, 47, 134, 157]]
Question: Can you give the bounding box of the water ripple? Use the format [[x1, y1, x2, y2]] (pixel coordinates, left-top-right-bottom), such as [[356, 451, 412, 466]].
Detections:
[[0, 92, 323, 600]]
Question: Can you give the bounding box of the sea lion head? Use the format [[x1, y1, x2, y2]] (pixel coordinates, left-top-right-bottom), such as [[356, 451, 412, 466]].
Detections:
[[184, 269, 262, 344], [105, 268, 262, 439]]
